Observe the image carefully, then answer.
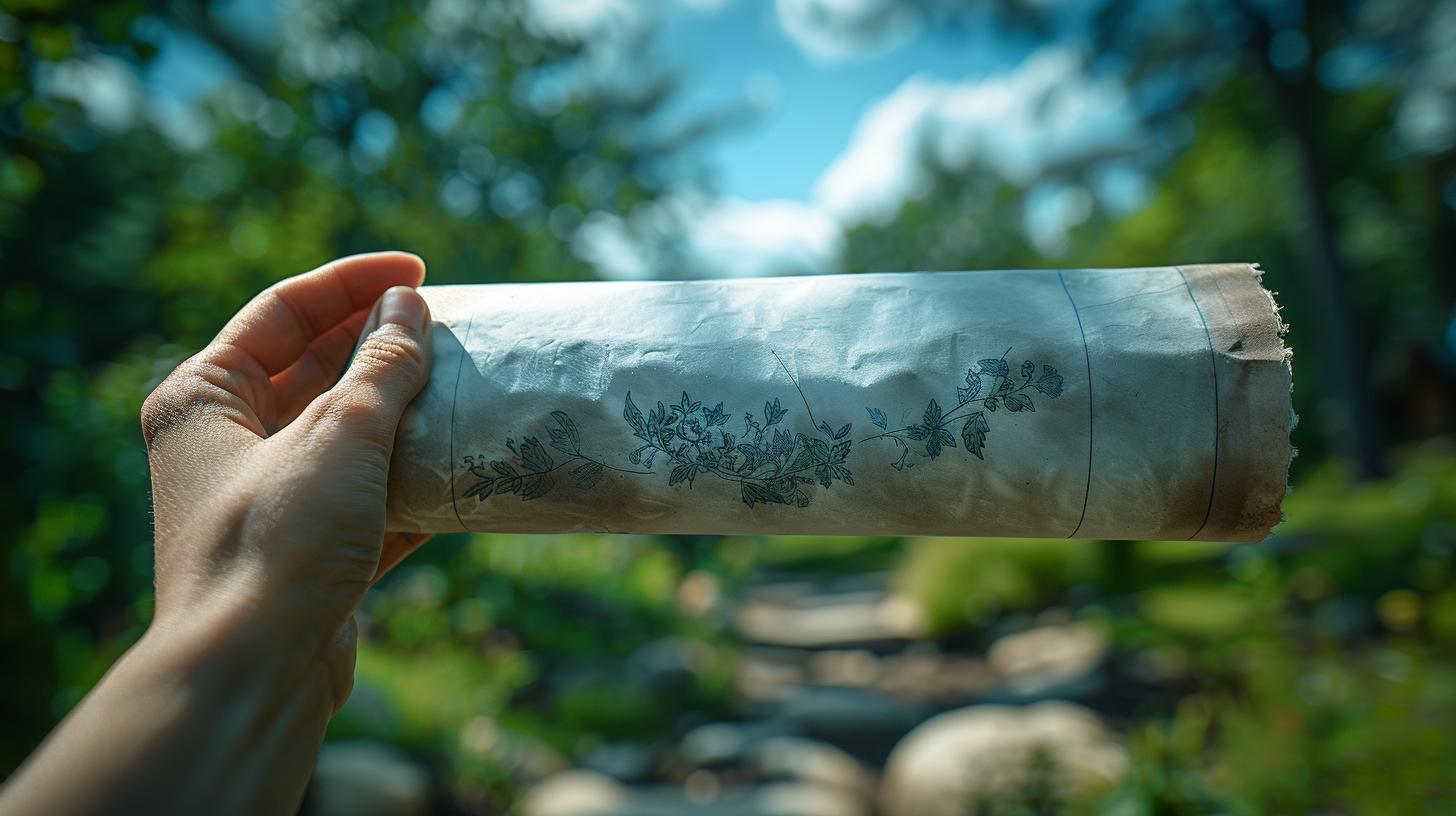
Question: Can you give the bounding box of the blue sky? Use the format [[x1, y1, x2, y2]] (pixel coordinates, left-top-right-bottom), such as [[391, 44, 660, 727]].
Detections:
[[119, 0, 1137, 278], [652, 2, 1033, 202]]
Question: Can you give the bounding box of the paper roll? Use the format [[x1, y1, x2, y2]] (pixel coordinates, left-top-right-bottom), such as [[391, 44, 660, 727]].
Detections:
[[386, 264, 1292, 541]]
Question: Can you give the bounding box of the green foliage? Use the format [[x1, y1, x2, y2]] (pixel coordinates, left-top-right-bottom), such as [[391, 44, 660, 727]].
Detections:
[[897, 537, 1107, 634], [0, 0, 688, 768], [4, 0, 1455, 810]]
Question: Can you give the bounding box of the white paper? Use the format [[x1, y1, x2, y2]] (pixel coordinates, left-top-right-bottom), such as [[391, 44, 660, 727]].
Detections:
[[385, 264, 1291, 541]]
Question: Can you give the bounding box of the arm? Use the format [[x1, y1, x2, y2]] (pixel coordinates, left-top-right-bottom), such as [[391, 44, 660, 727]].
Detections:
[[1, 253, 435, 815]]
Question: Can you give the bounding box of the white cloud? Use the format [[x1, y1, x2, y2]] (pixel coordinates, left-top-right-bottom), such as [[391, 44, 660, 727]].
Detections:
[[687, 197, 844, 276], [526, 0, 731, 43], [525, 0, 647, 42], [813, 47, 1141, 224], [573, 46, 1145, 277], [573, 194, 843, 280], [774, 0, 919, 62]]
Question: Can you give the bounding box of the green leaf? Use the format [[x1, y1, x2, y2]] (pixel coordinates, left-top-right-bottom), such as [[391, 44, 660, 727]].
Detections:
[[520, 473, 554, 500], [956, 377, 981, 403], [463, 478, 497, 499], [741, 480, 781, 509], [1005, 393, 1035, 412], [926, 431, 944, 459], [551, 411, 580, 451], [572, 461, 603, 490], [519, 436, 554, 472], [866, 407, 888, 429], [668, 463, 696, 488], [961, 412, 989, 460], [624, 392, 646, 436], [923, 398, 943, 429]]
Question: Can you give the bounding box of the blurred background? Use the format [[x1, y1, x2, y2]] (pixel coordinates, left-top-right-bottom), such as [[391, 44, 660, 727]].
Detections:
[[3, 0, 1456, 813]]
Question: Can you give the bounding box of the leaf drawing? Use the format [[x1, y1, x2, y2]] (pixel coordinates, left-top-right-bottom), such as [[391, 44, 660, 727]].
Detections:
[[860, 348, 1062, 469], [463, 346, 1061, 508]]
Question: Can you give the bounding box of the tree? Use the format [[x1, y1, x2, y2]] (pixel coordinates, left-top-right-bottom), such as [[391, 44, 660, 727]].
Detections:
[[0, 0, 708, 765], [816, 0, 1456, 476]]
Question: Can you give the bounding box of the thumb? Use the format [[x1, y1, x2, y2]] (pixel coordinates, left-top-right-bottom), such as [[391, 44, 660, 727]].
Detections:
[[317, 285, 432, 452]]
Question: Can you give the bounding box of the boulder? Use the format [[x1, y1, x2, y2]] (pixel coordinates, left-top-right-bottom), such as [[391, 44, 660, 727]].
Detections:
[[985, 622, 1108, 701], [880, 701, 1127, 816], [518, 770, 630, 816], [735, 589, 924, 649]]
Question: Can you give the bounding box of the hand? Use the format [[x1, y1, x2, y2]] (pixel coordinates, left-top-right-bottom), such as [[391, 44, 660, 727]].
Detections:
[[1, 252, 436, 815], [141, 251, 435, 709]]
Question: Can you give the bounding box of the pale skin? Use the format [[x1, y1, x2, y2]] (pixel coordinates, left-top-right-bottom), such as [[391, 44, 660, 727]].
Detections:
[[0, 252, 437, 814]]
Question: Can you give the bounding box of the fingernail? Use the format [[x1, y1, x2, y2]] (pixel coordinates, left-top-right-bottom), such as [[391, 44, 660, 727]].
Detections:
[[379, 286, 425, 332]]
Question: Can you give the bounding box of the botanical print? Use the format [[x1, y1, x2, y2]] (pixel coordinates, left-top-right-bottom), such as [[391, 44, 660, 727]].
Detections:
[[462, 352, 852, 509], [460, 411, 649, 502], [861, 349, 1064, 471], [460, 348, 1061, 508]]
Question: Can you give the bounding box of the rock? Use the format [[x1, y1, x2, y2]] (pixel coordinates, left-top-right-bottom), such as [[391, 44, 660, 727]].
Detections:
[[743, 781, 869, 816], [773, 687, 931, 763], [808, 649, 881, 688], [524, 778, 866, 816], [518, 770, 630, 816], [679, 720, 798, 768], [581, 741, 656, 783], [307, 740, 430, 816], [985, 622, 1108, 701], [750, 736, 876, 800], [876, 646, 997, 704], [879, 701, 1128, 816], [735, 647, 810, 703], [735, 589, 925, 649]]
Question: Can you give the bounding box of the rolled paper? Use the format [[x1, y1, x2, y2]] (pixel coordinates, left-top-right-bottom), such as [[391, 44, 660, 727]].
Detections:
[[386, 264, 1292, 541]]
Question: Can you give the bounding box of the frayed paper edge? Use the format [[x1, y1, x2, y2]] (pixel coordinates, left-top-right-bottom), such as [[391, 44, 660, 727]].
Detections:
[[1249, 262, 1296, 524]]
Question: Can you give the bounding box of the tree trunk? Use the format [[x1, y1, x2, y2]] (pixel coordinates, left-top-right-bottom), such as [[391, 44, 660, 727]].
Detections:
[[1241, 8, 1387, 479]]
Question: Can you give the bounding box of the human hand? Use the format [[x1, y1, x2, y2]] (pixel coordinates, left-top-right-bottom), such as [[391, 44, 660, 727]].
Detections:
[[1, 252, 441, 816], [140, 251, 434, 712]]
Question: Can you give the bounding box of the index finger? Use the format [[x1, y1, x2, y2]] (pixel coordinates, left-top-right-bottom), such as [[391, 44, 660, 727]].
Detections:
[[212, 252, 426, 376]]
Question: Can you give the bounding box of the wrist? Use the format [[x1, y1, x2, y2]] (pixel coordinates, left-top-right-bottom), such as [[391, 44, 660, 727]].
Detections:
[[143, 583, 339, 717], [1, 590, 337, 816]]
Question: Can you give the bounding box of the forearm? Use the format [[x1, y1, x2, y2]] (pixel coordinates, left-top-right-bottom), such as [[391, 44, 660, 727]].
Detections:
[[0, 598, 336, 815]]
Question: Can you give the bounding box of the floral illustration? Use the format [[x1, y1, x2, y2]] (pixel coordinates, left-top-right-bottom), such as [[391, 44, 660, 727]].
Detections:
[[460, 411, 649, 502], [861, 349, 1064, 471], [460, 352, 853, 509], [622, 385, 852, 509], [461, 348, 1062, 507]]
